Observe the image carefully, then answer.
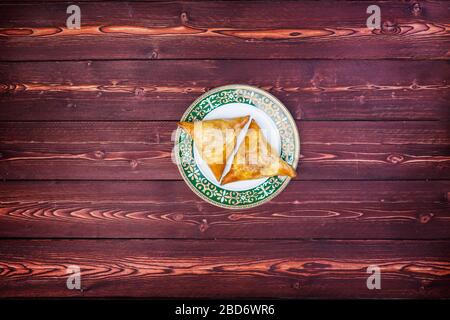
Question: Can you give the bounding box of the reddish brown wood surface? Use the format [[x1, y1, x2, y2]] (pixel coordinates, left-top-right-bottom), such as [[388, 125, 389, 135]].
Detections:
[[1, 60, 449, 121], [0, 1, 449, 60], [1, 121, 448, 180], [0, 181, 449, 239], [0, 240, 449, 298], [0, 0, 449, 299]]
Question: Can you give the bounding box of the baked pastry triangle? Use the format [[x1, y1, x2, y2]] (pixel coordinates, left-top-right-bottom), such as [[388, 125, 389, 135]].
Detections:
[[178, 116, 250, 181], [221, 119, 296, 184]]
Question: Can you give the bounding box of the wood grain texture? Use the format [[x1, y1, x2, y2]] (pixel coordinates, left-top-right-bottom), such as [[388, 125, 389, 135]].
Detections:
[[0, 181, 449, 239], [0, 1, 449, 60], [0, 121, 448, 180], [1, 60, 449, 121], [1, 0, 450, 300], [0, 239, 449, 298]]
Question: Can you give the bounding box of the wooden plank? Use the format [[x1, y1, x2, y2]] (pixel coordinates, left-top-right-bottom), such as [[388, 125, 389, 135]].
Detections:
[[0, 121, 448, 180], [0, 181, 449, 239], [1, 60, 449, 121], [0, 1, 449, 60], [0, 239, 449, 298]]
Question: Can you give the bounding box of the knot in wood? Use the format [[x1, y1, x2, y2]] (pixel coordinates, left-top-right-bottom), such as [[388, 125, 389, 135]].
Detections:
[[419, 213, 434, 224], [180, 12, 189, 24], [173, 213, 184, 221], [199, 219, 209, 233], [228, 213, 245, 221], [129, 159, 138, 169], [387, 154, 404, 164], [381, 21, 399, 35], [93, 150, 105, 159], [134, 87, 144, 96]]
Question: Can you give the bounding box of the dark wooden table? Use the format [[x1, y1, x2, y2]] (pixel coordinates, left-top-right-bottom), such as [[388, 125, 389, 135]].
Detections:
[[0, 1, 449, 299]]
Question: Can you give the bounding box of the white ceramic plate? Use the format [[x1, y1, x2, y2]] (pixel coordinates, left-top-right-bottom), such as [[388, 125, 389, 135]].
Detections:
[[175, 85, 299, 209]]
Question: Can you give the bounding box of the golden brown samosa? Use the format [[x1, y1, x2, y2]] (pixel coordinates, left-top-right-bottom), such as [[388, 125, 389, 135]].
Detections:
[[177, 116, 250, 181], [221, 120, 296, 184]]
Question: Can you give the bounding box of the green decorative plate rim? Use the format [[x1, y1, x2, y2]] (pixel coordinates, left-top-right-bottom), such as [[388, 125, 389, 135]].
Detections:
[[175, 84, 300, 209]]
